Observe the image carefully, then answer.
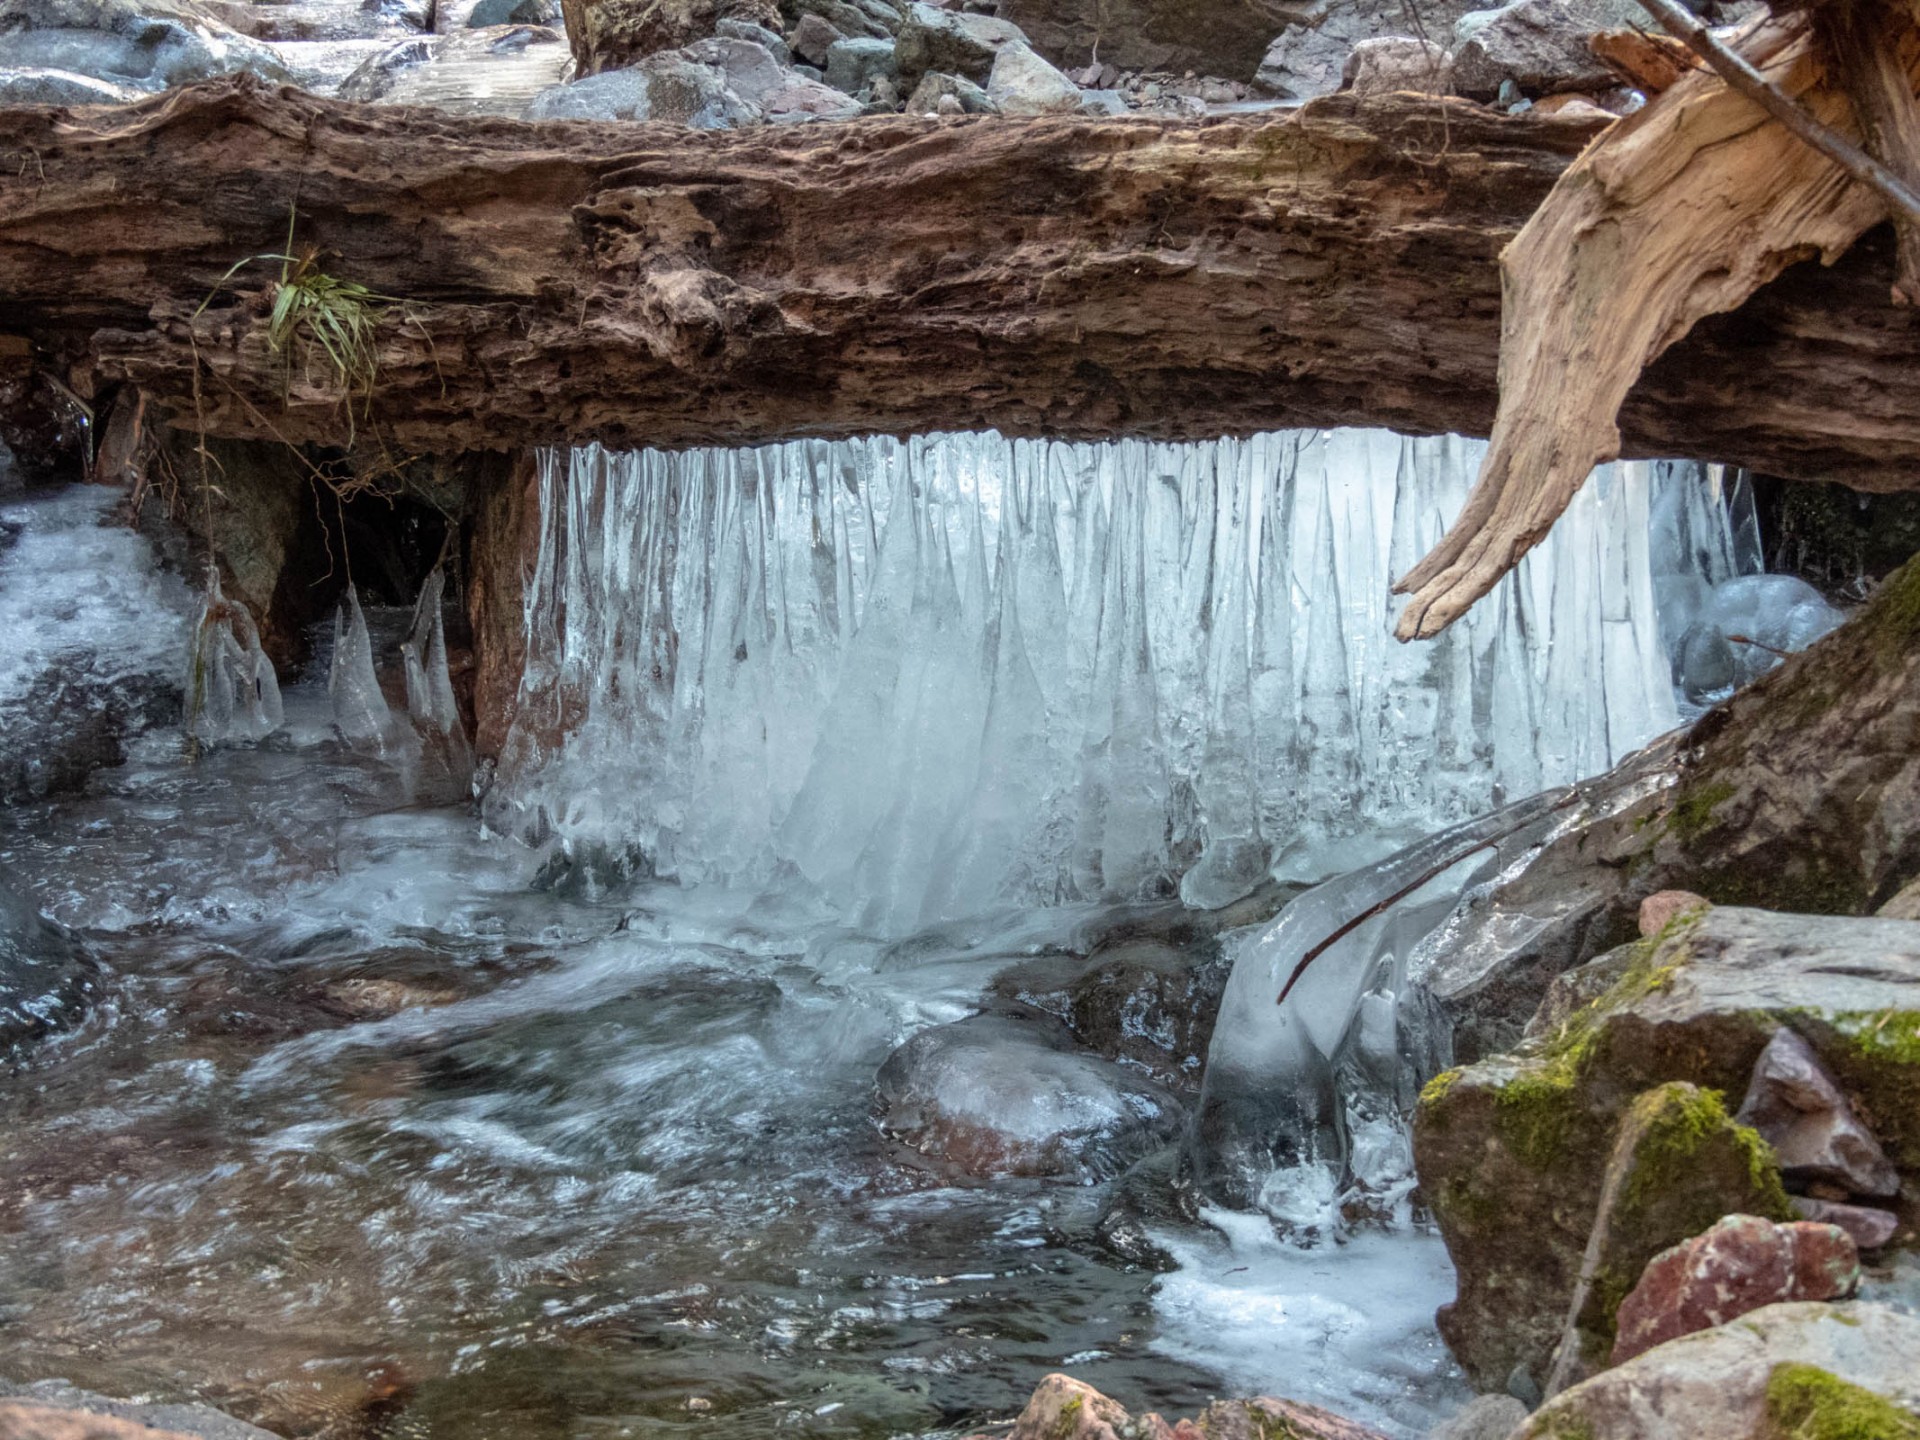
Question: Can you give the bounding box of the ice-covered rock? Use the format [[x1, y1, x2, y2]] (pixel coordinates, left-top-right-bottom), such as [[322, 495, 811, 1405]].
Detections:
[[0, 871, 97, 1058], [874, 1010, 1183, 1180], [0, 0, 294, 90], [1672, 574, 1848, 704], [339, 23, 568, 114]]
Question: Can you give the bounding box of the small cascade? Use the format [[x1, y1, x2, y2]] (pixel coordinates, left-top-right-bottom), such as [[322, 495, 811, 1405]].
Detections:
[[184, 570, 283, 746], [489, 430, 1744, 930], [328, 582, 394, 748], [402, 566, 474, 775]]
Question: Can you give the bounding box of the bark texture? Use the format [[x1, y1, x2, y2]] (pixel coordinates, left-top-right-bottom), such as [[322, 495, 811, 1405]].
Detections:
[[4, 77, 1920, 478], [1394, 15, 1920, 639]]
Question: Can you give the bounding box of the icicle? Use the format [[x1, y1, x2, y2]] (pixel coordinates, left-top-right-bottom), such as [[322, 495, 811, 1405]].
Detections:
[[485, 430, 1751, 930], [183, 569, 283, 747], [402, 567, 475, 777], [328, 583, 394, 749]]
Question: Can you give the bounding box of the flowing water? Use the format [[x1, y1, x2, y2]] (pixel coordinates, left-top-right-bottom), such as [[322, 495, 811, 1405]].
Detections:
[[0, 434, 1786, 1440]]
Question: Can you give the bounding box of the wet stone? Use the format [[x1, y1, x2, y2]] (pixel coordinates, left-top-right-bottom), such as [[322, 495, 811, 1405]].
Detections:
[[1611, 1215, 1859, 1366]]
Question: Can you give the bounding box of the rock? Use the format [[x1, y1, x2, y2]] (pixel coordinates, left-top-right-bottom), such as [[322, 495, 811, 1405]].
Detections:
[[1415, 906, 1920, 1390], [1735, 1027, 1899, 1199], [987, 1375, 1392, 1440], [1341, 36, 1450, 97], [823, 33, 893, 91], [987, 0, 1305, 80], [435, 0, 557, 31], [874, 1009, 1183, 1181], [0, 0, 295, 91], [1516, 1302, 1920, 1440], [0, 871, 97, 1059], [528, 40, 779, 123], [1610, 1215, 1859, 1366], [985, 38, 1078, 113], [788, 10, 842, 63], [1002, 1375, 1134, 1440], [0, 64, 143, 102], [0, 663, 178, 805], [904, 66, 994, 111], [1529, 90, 1609, 119], [1793, 1196, 1902, 1251], [1076, 86, 1126, 114], [1181, 1397, 1392, 1439], [0, 1381, 279, 1440], [560, 0, 782, 73], [1448, 0, 1647, 102], [1254, 0, 1486, 101], [1428, 1393, 1528, 1440], [892, 0, 1022, 85], [716, 15, 787, 62], [794, 0, 889, 39], [1638, 888, 1708, 937], [1542, 1083, 1798, 1388], [339, 23, 570, 114], [1881, 874, 1920, 921]]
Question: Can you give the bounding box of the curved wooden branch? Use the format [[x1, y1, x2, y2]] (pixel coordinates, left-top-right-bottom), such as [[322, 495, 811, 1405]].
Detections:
[[1392, 15, 1920, 641]]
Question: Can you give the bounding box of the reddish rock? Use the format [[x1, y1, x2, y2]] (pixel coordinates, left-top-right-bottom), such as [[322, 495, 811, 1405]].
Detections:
[[0, 1405, 206, 1440], [976, 1375, 1390, 1440], [1792, 1196, 1902, 1251], [1637, 889, 1709, 936], [1183, 1397, 1391, 1439], [1611, 1215, 1860, 1365]]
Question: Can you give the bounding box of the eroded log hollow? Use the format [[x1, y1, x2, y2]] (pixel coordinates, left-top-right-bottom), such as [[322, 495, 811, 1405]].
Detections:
[[3, 76, 1920, 482]]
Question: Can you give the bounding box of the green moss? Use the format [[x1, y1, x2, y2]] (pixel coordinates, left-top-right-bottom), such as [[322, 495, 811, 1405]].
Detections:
[[1052, 1393, 1083, 1440], [1620, 1084, 1789, 1219], [1835, 1008, 1920, 1066], [1419, 1067, 1465, 1109], [1765, 1363, 1920, 1440], [1668, 779, 1736, 845], [1527, 1414, 1598, 1440]]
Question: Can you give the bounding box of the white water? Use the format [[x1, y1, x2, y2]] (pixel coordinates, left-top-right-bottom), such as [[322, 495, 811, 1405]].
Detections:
[[488, 431, 1738, 935]]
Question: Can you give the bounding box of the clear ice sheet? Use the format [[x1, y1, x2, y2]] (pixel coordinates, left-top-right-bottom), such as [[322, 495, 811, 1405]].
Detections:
[[491, 431, 1727, 934]]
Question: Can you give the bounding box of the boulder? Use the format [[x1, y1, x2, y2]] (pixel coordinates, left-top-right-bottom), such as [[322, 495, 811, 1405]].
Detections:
[[528, 39, 788, 123], [675, 34, 858, 115], [0, 0, 294, 91], [1792, 1196, 1901, 1251], [1735, 1027, 1899, 1199], [794, 0, 890, 39], [892, 0, 1023, 85], [990, 0, 1313, 83], [1340, 36, 1449, 97], [822, 33, 893, 91], [558, 0, 782, 73], [1428, 1394, 1528, 1440], [0, 64, 143, 102], [980, 1374, 1392, 1440], [1638, 888, 1708, 937], [904, 66, 994, 111], [788, 10, 842, 63], [874, 1009, 1183, 1181], [0, 1380, 280, 1440], [1415, 907, 1920, 1390], [1254, 0, 1485, 100], [1515, 1302, 1920, 1440], [0, 871, 97, 1059], [1448, 0, 1648, 102], [339, 23, 570, 114], [1610, 1214, 1859, 1366], [435, 0, 558, 32], [984, 38, 1077, 113], [715, 15, 787, 60]]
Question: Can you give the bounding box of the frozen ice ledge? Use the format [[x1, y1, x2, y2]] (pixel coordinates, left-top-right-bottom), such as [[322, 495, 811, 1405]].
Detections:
[[481, 427, 1785, 934]]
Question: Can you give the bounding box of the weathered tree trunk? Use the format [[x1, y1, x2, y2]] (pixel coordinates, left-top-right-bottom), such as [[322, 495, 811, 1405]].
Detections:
[[4, 77, 1920, 480], [1817, 0, 1920, 302]]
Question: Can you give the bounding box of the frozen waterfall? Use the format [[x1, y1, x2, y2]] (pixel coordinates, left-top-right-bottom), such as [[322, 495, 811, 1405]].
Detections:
[[486, 429, 1744, 933]]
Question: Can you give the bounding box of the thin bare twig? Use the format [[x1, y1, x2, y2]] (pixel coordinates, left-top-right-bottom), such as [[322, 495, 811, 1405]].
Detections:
[[1635, 0, 1920, 229]]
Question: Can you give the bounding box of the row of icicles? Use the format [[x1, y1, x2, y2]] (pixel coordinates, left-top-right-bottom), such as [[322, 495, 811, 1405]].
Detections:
[[182, 565, 471, 772]]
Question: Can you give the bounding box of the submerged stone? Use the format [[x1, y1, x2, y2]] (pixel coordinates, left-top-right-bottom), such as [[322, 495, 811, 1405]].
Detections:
[[0, 872, 96, 1059]]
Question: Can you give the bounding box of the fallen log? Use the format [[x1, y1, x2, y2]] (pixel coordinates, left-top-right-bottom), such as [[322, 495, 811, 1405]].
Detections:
[[3, 75, 1920, 480]]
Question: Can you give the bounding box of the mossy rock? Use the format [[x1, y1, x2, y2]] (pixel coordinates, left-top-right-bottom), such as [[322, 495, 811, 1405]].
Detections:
[[1416, 907, 1920, 1389]]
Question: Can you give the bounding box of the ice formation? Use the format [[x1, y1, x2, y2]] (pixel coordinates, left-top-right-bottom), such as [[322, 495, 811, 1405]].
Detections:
[[402, 567, 474, 773], [184, 571, 284, 746], [489, 430, 1744, 931], [328, 583, 395, 748]]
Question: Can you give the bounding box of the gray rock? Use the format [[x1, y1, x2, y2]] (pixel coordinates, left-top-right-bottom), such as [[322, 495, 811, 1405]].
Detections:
[[716, 15, 788, 63], [680, 34, 860, 118], [0, 1380, 278, 1440], [1076, 85, 1126, 114], [526, 46, 760, 125], [985, 37, 1077, 113], [1342, 34, 1450, 96], [875, 1009, 1184, 1181], [788, 9, 842, 64], [904, 66, 995, 112], [1449, 0, 1647, 101], [893, 0, 1023, 85], [1737, 1027, 1899, 1199], [823, 32, 893, 92], [434, 0, 557, 33], [1254, 0, 1484, 100], [1515, 1302, 1920, 1440], [0, 0, 295, 90], [339, 23, 568, 114], [527, 60, 653, 117], [1792, 1197, 1902, 1251], [794, 0, 887, 39], [993, 0, 1315, 81], [0, 63, 143, 101], [1429, 1394, 1528, 1440]]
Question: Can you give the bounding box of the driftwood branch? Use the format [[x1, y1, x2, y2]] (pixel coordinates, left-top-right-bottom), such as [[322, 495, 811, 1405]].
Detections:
[[1635, 0, 1920, 231]]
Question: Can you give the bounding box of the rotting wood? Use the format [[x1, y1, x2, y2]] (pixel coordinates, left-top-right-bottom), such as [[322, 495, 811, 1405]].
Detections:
[[4, 76, 1920, 483], [1393, 16, 1920, 641]]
